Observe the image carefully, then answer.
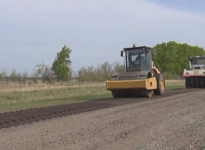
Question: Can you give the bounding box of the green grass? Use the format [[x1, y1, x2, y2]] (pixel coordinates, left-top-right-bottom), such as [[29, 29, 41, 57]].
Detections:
[[0, 80, 185, 113], [165, 80, 185, 89], [0, 86, 111, 113], [0, 93, 111, 113]]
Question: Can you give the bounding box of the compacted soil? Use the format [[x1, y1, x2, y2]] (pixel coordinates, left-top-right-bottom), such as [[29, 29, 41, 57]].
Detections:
[[1, 90, 205, 150]]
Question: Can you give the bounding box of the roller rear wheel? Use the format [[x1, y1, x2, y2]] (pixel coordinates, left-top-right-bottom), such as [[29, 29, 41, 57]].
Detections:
[[199, 77, 204, 88], [189, 78, 194, 88], [194, 78, 199, 88], [154, 74, 165, 95], [185, 78, 190, 88]]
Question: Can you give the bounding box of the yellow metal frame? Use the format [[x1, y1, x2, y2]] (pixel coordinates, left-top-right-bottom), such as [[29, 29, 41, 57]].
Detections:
[[106, 77, 157, 90]]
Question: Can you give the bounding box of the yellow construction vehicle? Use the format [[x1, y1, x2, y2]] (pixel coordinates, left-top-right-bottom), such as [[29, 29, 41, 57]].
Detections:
[[106, 44, 165, 98]]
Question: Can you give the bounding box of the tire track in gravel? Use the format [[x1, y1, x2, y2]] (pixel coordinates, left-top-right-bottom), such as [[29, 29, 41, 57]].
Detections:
[[45, 91, 205, 150], [84, 91, 205, 150], [1, 89, 196, 129]]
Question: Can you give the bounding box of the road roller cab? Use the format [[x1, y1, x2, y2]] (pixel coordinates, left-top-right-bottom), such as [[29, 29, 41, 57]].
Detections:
[[183, 56, 205, 88], [106, 44, 165, 98]]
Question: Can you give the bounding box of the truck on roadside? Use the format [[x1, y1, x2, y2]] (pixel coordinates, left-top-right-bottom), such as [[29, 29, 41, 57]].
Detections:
[[183, 56, 205, 88]]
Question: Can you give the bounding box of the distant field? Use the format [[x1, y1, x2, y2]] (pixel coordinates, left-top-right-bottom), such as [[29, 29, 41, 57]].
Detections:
[[0, 80, 184, 113]]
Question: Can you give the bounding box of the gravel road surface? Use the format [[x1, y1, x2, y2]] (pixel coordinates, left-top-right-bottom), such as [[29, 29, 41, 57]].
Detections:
[[1, 90, 205, 150]]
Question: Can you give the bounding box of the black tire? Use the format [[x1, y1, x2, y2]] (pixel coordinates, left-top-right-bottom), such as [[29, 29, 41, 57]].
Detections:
[[189, 78, 194, 88], [194, 78, 199, 88], [199, 77, 204, 88], [185, 78, 189, 88], [154, 74, 165, 95]]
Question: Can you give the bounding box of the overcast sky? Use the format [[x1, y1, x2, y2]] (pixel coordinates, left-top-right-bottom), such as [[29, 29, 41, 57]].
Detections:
[[1, 0, 205, 73]]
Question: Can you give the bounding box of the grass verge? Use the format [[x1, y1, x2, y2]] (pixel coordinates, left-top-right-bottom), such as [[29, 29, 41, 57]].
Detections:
[[0, 93, 111, 113], [0, 80, 184, 113]]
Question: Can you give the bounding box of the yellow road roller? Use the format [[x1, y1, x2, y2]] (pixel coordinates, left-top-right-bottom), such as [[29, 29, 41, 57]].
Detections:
[[106, 44, 165, 98]]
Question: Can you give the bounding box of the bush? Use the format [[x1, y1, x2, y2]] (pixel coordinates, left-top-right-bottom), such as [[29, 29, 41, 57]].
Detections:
[[163, 72, 183, 80], [152, 41, 205, 75], [77, 62, 124, 82]]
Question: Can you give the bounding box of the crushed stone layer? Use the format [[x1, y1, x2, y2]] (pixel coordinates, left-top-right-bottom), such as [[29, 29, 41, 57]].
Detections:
[[1, 90, 205, 150]]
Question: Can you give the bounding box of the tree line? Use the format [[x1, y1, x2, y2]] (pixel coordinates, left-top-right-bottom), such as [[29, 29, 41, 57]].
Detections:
[[152, 41, 205, 76], [0, 62, 123, 84], [0, 41, 205, 84], [0, 44, 124, 84], [0, 45, 72, 84], [77, 62, 124, 82]]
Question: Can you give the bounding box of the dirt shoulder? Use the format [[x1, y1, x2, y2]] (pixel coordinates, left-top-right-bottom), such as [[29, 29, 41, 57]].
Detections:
[[1, 89, 204, 150]]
